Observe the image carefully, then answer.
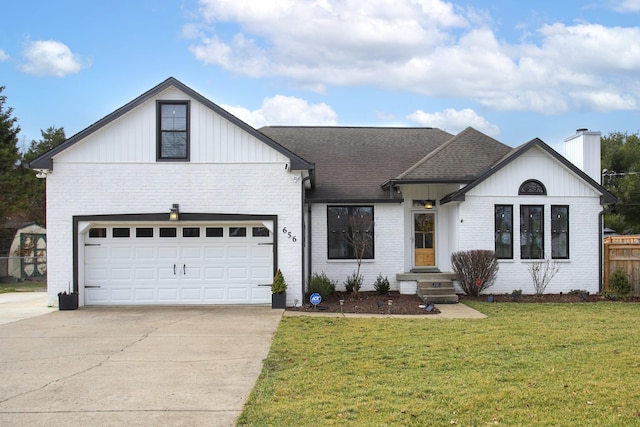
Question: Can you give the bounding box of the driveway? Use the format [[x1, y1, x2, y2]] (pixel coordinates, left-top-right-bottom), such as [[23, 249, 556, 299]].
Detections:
[[0, 303, 282, 427]]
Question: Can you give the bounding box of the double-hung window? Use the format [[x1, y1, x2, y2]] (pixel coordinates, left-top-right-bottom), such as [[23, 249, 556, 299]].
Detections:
[[157, 101, 189, 161], [551, 205, 569, 259], [520, 205, 544, 259], [495, 205, 513, 259], [327, 206, 374, 260]]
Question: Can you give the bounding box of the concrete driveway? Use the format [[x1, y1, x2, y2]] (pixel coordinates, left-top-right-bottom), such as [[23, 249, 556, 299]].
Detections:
[[0, 303, 282, 427]]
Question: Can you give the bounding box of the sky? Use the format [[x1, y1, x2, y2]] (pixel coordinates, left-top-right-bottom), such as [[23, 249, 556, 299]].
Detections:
[[2, 0, 640, 152]]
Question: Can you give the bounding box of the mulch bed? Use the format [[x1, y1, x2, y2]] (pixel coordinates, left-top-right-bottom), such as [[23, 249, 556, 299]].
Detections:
[[286, 291, 640, 316], [287, 291, 439, 315]]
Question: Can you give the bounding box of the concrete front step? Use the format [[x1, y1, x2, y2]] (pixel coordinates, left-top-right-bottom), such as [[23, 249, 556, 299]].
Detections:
[[417, 280, 459, 304]]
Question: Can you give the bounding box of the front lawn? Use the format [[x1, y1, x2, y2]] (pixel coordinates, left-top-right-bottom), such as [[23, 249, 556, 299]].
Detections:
[[239, 303, 640, 426]]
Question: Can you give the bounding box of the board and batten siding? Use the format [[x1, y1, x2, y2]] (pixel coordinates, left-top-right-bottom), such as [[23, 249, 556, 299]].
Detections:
[[53, 87, 289, 165], [455, 146, 603, 294]]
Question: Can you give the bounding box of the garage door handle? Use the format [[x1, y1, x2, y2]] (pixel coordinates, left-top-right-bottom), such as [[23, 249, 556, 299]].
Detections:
[[183, 264, 186, 275], [173, 264, 176, 275]]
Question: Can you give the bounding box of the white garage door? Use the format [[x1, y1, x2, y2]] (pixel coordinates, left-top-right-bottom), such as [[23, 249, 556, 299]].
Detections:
[[83, 223, 274, 305]]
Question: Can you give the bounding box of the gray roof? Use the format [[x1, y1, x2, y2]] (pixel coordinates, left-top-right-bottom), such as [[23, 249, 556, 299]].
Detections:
[[259, 126, 455, 201]]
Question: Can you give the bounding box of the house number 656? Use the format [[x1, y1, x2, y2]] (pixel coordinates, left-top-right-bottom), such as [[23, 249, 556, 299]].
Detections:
[[282, 227, 297, 242]]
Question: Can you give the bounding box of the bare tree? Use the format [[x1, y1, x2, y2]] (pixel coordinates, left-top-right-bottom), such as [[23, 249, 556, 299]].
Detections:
[[340, 207, 373, 298], [527, 258, 560, 296]]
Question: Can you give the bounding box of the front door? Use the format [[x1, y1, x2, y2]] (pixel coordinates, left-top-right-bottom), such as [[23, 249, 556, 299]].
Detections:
[[414, 213, 435, 267]]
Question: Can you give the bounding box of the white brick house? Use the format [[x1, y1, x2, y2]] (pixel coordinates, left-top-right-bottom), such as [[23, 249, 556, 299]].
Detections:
[[31, 78, 616, 307]]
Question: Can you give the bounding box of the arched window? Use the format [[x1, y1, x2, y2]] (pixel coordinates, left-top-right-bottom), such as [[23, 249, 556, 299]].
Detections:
[[519, 179, 546, 195]]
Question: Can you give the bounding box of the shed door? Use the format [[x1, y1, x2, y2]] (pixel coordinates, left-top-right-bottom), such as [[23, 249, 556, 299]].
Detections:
[[83, 223, 273, 305]]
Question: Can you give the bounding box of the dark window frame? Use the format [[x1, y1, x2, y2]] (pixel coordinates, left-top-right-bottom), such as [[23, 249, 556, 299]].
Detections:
[[327, 206, 374, 260], [520, 205, 545, 259], [495, 205, 513, 259], [157, 101, 190, 161], [551, 205, 570, 259], [519, 179, 547, 195]]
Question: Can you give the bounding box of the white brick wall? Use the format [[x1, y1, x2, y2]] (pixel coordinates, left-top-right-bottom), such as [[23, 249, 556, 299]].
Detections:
[[45, 161, 304, 306], [310, 203, 405, 294], [457, 193, 602, 295]]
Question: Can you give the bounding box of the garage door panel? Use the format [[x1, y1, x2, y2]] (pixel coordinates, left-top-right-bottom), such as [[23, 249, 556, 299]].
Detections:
[[135, 247, 155, 260], [204, 287, 225, 302], [111, 268, 132, 280], [158, 288, 179, 301], [86, 246, 108, 260], [134, 288, 154, 302], [86, 267, 108, 281], [228, 267, 249, 279], [134, 267, 155, 280], [84, 223, 274, 305], [228, 246, 249, 259], [112, 288, 133, 302], [111, 247, 132, 260], [205, 267, 225, 280], [158, 247, 179, 259]]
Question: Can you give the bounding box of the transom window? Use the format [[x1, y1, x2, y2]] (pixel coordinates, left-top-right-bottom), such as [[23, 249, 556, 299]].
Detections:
[[157, 101, 189, 161], [519, 179, 546, 195], [327, 206, 374, 260]]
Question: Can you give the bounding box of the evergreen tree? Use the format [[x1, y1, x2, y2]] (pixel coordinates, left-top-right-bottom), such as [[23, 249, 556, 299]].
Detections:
[[0, 86, 22, 254]]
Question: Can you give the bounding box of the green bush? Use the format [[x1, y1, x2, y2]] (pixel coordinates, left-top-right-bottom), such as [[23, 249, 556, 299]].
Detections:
[[609, 269, 631, 299], [271, 269, 287, 294], [344, 271, 362, 294], [510, 289, 522, 302], [308, 272, 336, 301], [373, 273, 390, 295]]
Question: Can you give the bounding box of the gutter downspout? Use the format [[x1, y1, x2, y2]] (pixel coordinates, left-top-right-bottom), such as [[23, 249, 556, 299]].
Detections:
[[301, 175, 312, 304]]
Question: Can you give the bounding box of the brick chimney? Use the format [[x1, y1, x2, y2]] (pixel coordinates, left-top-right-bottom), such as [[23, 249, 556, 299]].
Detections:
[[563, 128, 601, 184]]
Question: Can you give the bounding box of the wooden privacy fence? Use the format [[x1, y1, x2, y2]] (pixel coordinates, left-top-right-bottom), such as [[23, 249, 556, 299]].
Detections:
[[604, 235, 640, 297]]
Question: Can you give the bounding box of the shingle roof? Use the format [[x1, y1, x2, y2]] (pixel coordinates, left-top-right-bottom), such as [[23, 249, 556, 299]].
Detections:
[[394, 127, 512, 182], [259, 126, 457, 201]]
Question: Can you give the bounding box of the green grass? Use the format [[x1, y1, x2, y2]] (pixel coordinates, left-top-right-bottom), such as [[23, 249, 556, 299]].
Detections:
[[239, 303, 640, 426], [0, 281, 46, 293]]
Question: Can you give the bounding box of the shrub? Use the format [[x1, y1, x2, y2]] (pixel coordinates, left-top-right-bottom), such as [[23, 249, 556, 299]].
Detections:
[[451, 250, 499, 296], [510, 289, 523, 301], [373, 274, 390, 295], [308, 272, 336, 301], [344, 271, 363, 295], [609, 269, 631, 299], [527, 258, 561, 296], [271, 269, 287, 294]]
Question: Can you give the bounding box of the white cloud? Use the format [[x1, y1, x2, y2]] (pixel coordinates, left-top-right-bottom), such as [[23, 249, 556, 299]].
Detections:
[[20, 40, 86, 77], [187, 0, 640, 114], [407, 108, 500, 136], [0, 49, 9, 61], [222, 95, 338, 127], [612, 0, 640, 12]]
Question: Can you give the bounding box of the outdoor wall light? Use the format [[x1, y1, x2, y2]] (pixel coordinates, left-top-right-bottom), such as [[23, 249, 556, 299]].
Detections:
[[412, 199, 436, 209], [169, 204, 179, 221]]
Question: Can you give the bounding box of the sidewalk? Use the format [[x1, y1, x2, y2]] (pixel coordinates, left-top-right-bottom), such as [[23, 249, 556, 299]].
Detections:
[[0, 292, 55, 325]]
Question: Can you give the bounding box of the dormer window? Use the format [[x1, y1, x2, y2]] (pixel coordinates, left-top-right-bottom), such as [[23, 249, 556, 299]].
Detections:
[[157, 101, 189, 161], [519, 179, 546, 195]]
